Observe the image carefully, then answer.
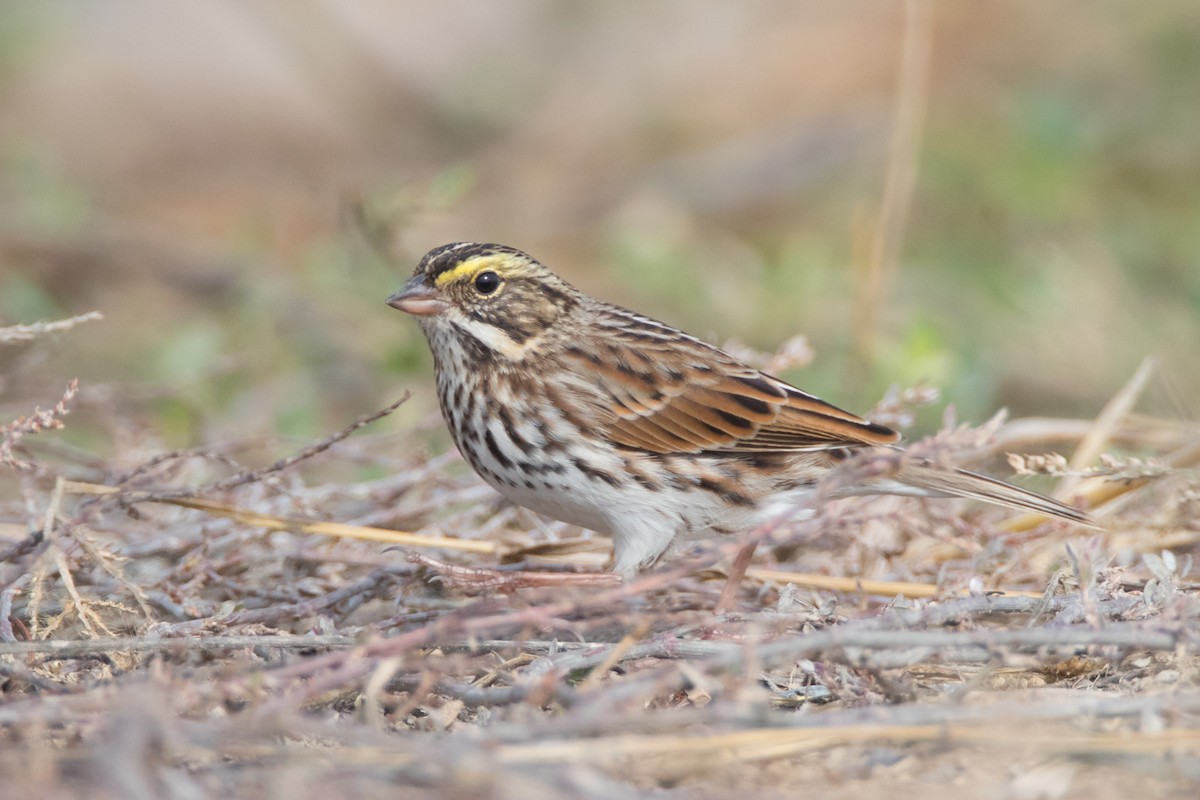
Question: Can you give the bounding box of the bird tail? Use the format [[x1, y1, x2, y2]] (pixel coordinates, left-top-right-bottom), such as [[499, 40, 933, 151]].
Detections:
[[855, 464, 1097, 527]]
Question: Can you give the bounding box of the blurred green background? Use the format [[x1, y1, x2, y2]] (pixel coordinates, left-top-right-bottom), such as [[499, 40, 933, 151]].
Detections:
[[0, 1, 1196, 455]]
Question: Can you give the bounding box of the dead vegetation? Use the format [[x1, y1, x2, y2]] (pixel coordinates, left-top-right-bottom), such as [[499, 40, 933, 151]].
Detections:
[[1, 316, 1198, 799]]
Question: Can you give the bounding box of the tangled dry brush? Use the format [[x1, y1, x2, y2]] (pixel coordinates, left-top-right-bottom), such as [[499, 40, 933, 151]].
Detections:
[[1, 315, 1199, 799]]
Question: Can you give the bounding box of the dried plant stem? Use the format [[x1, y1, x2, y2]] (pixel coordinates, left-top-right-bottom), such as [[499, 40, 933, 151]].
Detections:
[[745, 567, 948, 599], [0, 634, 354, 657], [853, 0, 932, 360], [204, 392, 413, 494], [410, 553, 619, 591], [493, 724, 1200, 769], [64, 482, 498, 554], [1, 379, 80, 469], [158, 567, 412, 635], [760, 625, 1193, 662], [576, 619, 653, 690], [1005, 435, 1200, 533], [0, 575, 30, 643], [1060, 355, 1157, 493], [0, 311, 103, 344]]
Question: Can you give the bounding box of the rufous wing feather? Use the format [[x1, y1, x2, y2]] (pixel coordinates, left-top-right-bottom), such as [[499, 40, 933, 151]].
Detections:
[[570, 316, 899, 455]]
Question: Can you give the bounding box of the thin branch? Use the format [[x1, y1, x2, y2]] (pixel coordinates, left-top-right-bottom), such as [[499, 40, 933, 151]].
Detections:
[[204, 392, 413, 494], [108, 392, 413, 503], [0, 575, 31, 643], [0, 311, 103, 344], [156, 568, 411, 635], [0, 634, 355, 657], [1, 379, 79, 469], [410, 552, 620, 592]]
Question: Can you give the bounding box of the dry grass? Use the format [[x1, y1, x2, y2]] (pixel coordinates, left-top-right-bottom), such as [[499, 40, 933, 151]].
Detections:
[[2, 5, 1199, 796], [1, 317, 1198, 799]]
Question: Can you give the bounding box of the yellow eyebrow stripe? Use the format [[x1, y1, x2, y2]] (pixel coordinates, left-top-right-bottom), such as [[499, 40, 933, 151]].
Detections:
[[434, 254, 525, 287]]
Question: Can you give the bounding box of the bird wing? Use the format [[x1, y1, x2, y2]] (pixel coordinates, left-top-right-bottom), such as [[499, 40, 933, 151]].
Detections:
[[563, 309, 899, 455]]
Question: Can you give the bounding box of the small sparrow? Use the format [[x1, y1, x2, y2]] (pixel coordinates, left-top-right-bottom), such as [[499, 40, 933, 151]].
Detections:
[[388, 243, 1091, 575]]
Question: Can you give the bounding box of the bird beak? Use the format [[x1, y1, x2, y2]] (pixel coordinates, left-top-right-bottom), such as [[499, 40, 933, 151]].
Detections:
[[386, 275, 449, 316]]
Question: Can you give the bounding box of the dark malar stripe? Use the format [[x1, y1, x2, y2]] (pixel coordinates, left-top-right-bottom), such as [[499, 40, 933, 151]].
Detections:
[[452, 327, 497, 364]]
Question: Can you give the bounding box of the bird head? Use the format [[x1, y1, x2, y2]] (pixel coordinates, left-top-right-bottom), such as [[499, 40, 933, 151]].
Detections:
[[387, 243, 580, 359]]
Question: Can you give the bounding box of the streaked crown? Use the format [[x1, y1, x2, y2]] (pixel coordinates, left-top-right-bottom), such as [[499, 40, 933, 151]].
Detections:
[[417, 242, 536, 284], [408, 242, 581, 356]]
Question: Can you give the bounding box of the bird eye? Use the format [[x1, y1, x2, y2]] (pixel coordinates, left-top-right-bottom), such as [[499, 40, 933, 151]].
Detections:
[[473, 271, 500, 295]]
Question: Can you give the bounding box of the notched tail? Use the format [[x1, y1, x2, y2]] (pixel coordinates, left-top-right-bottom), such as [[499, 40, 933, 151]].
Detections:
[[893, 463, 1098, 527]]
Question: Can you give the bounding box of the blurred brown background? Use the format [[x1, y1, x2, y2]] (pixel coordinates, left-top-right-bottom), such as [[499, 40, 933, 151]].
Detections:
[[1, 0, 1196, 453]]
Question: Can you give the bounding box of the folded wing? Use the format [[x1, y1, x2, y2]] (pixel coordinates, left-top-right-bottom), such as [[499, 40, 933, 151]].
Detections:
[[565, 312, 898, 455]]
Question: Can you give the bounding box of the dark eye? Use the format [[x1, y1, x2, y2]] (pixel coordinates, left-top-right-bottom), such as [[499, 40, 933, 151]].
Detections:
[[473, 271, 500, 295]]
